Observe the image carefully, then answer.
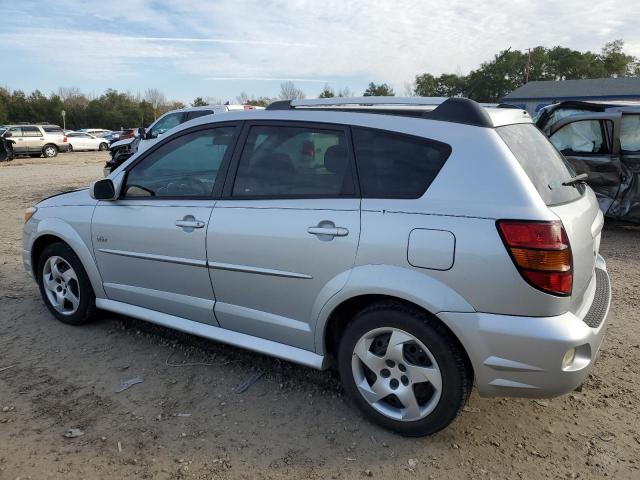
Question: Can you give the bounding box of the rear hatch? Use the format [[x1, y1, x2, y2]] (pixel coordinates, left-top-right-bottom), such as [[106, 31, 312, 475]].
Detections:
[[497, 124, 601, 307]]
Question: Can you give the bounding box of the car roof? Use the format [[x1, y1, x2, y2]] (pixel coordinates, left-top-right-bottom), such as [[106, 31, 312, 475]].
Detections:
[[168, 97, 531, 132]]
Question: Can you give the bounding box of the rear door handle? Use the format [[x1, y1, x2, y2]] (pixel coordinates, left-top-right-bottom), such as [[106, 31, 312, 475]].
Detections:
[[307, 226, 349, 237]]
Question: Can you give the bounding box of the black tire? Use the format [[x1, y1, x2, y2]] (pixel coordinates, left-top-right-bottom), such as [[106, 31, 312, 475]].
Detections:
[[337, 301, 472, 436], [68, 144, 73, 152], [37, 242, 96, 325], [99, 142, 108, 151], [42, 144, 58, 158]]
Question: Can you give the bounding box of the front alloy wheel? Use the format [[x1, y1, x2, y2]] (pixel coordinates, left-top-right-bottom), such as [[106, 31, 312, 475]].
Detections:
[[42, 256, 81, 315], [37, 242, 96, 325]]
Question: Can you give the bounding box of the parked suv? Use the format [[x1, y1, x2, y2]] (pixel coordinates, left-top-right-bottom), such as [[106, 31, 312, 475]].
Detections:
[[536, 100, 640, 223], [106, 104, 264, 174], [22, 97, 611, 436], [1, 124, 69, 157]]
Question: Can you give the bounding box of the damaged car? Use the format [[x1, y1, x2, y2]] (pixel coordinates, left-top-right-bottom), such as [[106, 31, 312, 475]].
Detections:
[[536, 101, 640, 222]]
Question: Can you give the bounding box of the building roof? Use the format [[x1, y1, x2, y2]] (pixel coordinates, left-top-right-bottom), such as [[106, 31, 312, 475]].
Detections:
[[504, 77, 640, 101]]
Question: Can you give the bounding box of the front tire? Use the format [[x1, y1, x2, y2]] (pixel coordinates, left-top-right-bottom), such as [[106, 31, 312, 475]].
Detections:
[[42, 144, 58, 158], [337, 302, 472, 436], [37, 243, 96, 325], [99, 142, 108, 151]]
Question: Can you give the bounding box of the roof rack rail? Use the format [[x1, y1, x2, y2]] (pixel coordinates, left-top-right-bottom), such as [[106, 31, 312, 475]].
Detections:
[[266, 96, 493, 128]]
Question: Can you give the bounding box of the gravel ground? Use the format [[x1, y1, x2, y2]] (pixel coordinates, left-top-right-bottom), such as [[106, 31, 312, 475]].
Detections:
[[0, 152, 639, 479]]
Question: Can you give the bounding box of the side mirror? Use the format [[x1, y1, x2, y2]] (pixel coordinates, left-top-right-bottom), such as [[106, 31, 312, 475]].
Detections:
[[4, 132, 11, 137], [138, 127, 146, 138], [90, 179, 117, 200]]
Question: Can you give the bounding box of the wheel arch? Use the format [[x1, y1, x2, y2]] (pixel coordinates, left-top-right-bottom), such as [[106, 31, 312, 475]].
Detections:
[[30, 218, 105, 298], [42, 143, 58, 154], [314, 265, 475, 368]]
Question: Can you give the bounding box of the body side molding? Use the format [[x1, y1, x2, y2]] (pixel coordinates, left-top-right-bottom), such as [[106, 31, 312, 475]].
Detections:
[[96, 299, 328, 370]]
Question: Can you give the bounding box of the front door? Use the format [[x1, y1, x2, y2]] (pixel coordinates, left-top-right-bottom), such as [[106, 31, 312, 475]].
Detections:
[[548, 113, 622, 214], [208, 122, 360, 350], [6, 127, 24, 153], [92, 125, 238, 324]]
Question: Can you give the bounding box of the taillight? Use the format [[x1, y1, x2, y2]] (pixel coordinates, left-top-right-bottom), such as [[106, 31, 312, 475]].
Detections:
[[497, 220, 572, 296], [63, 136, 68, 142]]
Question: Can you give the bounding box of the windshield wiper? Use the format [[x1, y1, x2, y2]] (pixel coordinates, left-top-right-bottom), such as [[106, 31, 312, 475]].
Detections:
[[562, 173, 588, 187]]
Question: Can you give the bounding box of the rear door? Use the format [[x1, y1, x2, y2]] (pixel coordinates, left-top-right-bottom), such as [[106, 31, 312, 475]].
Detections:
[[548, 113, 622, 214], [608, 113, 640, 221], [207, 121, 360, 350], [21, 126, 44, 153]]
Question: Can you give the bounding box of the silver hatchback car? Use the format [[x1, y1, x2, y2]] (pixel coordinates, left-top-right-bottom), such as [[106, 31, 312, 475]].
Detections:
[[22, 97, 611, 436]]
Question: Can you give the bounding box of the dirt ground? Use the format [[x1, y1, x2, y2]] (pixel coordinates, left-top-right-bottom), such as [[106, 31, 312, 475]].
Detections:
[[0, 152, 639, 480]]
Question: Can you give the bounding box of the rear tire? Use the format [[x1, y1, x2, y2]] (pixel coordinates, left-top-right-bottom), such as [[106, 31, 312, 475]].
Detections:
[[337, 302, 472, 436], [99, 142, 108, 151], [42, 144, 58, 158], [68, 144, 73, 152], [37, 242, 96, 325]]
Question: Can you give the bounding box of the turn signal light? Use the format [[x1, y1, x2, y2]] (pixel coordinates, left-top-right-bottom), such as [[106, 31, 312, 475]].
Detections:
[[497, 220, 572, 296]]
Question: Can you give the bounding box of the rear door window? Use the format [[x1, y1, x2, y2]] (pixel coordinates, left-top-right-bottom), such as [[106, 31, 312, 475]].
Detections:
[[497, 124, 583, 205], [621, 114, 640, 152], [22, 126, 42, 137], [185, 110, 213, 121], [231, 125, 354, 198], [351, 127, 451, 199], [548, 120, 610, 155]]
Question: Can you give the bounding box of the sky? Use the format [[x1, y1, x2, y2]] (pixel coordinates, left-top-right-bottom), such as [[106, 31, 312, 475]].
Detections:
[[0, 0, 639, 104]]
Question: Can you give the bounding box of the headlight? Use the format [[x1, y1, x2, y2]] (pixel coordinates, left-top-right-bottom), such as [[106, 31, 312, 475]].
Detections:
[[24, 206, 37, 223]]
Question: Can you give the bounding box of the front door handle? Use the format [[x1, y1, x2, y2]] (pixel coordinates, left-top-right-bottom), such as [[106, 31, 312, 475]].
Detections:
[[176, 215, 205, 232], [176, 220, 205, 228], [307, 226, 349, 237]]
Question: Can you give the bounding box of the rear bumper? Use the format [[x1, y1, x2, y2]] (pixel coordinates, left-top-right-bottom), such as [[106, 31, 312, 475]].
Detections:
[[58, 144, 70, 153], [438, 256, 611, 398]]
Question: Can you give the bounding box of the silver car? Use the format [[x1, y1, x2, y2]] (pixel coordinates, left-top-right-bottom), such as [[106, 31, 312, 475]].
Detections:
[[22, 97, 611, 436]]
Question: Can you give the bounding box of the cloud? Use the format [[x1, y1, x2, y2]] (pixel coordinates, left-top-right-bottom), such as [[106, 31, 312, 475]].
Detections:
[[1, 0, 639, 97]]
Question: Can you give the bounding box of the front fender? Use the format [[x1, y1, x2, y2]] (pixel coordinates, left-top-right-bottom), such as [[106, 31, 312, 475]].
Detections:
[[32, 216, 106, 298], [313, 264, 475, 354]]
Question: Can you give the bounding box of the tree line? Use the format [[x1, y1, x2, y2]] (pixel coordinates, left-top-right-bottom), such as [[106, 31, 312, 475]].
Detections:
[[1, 40, 637, 129]]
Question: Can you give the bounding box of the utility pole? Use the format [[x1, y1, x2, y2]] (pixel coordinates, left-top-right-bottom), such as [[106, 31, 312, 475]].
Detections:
[[524, 48, 532, 83], [61, 110, 66, 130]]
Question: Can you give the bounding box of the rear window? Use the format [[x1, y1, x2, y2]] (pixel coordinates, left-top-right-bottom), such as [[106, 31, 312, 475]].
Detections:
[[352, 128, 451, 199], [497, 124, 583, 206]]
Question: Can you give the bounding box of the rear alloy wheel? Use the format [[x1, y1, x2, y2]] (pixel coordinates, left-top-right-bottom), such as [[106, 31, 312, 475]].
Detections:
[[43, 144, 58, 158], [338, 302, 472, 436], [99, 142, 108, 151], [37, 243, 96, 325]]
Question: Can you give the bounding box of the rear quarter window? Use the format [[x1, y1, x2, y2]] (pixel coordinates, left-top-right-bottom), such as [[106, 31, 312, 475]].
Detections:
[[497, 124, 583, 206], [351, 127, 451, 199]]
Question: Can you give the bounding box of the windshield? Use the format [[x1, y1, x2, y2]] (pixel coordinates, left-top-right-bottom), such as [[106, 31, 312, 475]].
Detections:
[[497, 124, 584, 205]]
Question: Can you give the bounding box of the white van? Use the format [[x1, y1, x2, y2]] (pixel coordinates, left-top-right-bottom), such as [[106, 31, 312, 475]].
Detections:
[[108, 105, 262, 166]]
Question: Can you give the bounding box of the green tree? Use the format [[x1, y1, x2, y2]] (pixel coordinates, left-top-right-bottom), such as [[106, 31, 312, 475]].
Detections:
[[599, 40, 636, 76], [191, 96, 208, 107], [318, 84, 335, 98], [363, 82, 395, 96]]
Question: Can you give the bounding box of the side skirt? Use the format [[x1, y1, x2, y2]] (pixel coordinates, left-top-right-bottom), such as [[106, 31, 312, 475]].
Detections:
[[95, 298, 329, 370]]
